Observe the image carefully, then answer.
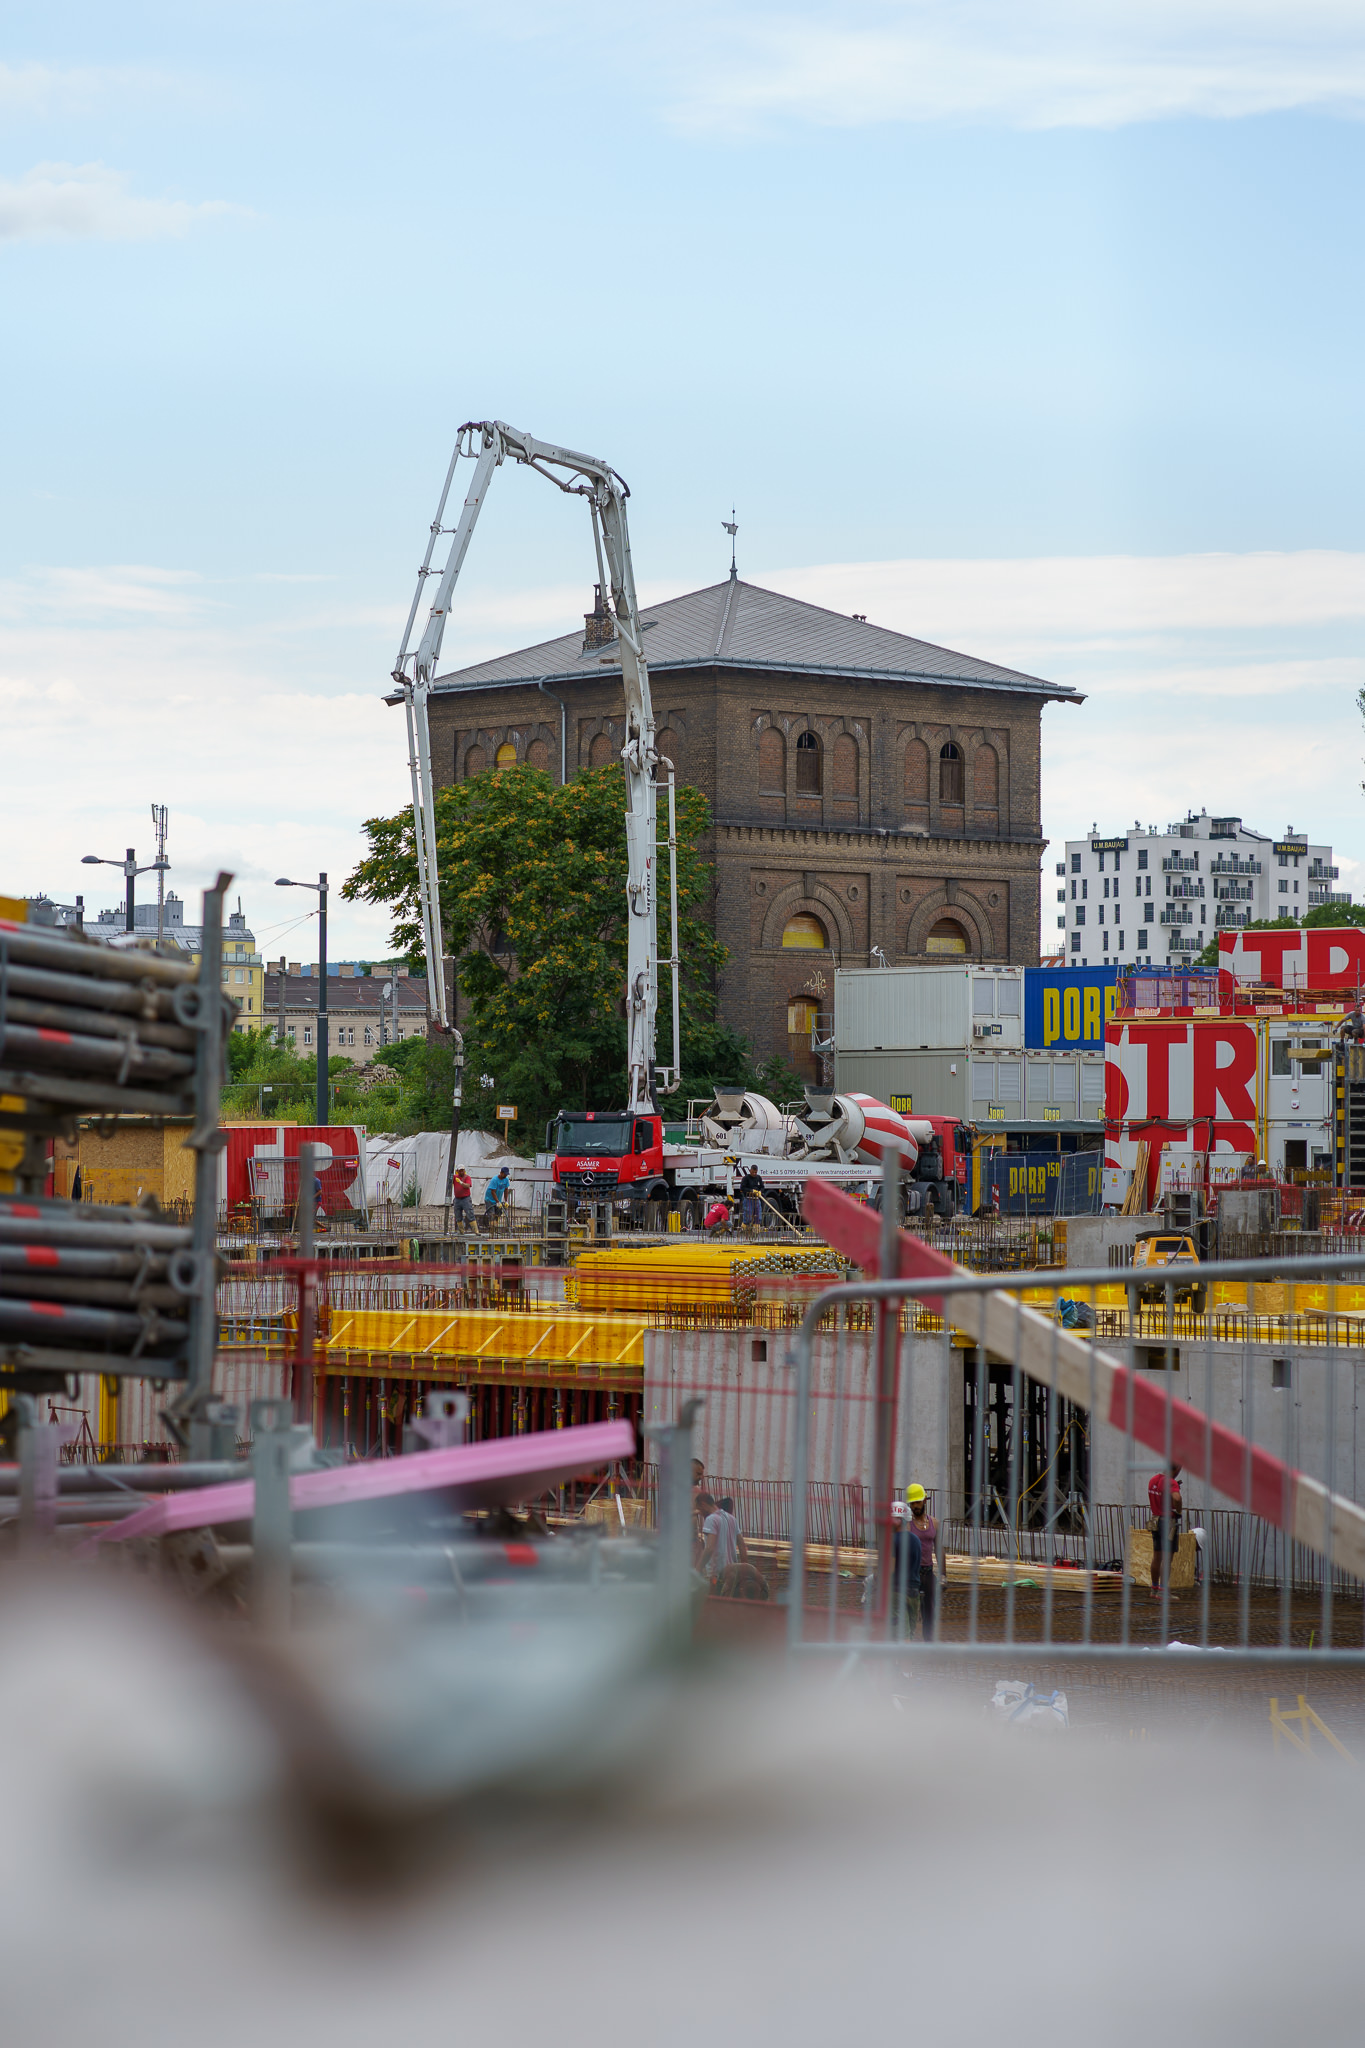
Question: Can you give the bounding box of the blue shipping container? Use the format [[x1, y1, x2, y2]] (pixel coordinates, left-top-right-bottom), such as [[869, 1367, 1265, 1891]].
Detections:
[[1023, 967, 1120, 1051]]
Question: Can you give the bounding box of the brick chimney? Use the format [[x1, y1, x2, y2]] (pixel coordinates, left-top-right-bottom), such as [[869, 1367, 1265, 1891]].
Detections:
[[582, 584, 615, 650]]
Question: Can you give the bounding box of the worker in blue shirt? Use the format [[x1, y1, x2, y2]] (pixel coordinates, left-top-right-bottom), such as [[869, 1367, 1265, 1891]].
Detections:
[[483, 1165, 512, 1230]]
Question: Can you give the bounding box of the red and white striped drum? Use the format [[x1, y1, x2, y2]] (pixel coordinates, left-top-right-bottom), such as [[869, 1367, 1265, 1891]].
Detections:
[[842, 1093, 919, 1169]]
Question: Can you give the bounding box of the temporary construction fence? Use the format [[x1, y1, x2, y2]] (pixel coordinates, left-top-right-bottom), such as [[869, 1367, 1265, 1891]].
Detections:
[[775, 1169, 1365, 1666]]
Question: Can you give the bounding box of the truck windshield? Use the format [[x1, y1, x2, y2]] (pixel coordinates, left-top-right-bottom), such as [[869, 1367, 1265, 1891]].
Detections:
[[556, 1122, 632, 1157]]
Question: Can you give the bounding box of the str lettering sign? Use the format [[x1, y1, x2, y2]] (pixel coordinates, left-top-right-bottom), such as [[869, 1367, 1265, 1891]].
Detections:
[[1220, 927, 1364, 990]]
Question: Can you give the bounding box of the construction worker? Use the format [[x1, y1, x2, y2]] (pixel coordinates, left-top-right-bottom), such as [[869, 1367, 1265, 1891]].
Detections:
[[451, 1165, 475, 1228], [738, 1163, 766, 1228], [905, 1484, 940, 1641], [1148, 1462, 1183, 1601], [889, 1498, 923, 1637]]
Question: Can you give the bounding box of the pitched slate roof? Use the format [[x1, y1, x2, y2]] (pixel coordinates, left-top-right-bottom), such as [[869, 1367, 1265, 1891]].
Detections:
[[423, 578, 1080, 703]]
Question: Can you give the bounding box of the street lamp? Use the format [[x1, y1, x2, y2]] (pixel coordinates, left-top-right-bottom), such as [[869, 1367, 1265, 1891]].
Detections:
[[275, 872, 329, 1126], [81, 847, 169, 935]]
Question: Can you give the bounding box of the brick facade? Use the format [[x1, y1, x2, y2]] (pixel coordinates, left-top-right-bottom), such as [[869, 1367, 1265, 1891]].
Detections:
[[417, 581, 1077, 1069]]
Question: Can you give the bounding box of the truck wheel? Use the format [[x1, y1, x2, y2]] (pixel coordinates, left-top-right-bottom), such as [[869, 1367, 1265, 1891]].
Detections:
[[644, 1198, 668, 1234], [680, 1199, 700, 1232], [1191, 1285, 1207, 1316], [936, 1183, 957, 1222]]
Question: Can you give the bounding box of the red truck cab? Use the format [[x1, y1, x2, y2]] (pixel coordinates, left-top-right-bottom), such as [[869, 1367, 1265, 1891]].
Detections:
[[550, 1109, 669, 1213]]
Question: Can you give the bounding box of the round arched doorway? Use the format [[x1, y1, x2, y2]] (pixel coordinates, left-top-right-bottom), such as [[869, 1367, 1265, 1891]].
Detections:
[[782, 912, 828, 950], [925, 917, 969, 955]]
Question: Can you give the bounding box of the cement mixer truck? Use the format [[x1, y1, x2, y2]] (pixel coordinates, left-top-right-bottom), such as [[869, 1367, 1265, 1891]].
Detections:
[[549, 1086, 971, 1229]]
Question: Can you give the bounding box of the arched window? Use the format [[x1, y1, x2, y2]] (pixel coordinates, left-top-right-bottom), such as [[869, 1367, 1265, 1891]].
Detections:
[[832, 733, 858, 799], [939, 742, 964, 805], [758, 728, 786, 793], [904, 738, 929, 802], [656, 729, 682, 779], [589, 732, 614, 768], [782, 912, 828, 950], [495, 742, 517, 771], [795, 730, 821, 794], [973, 743, 999, 807], [465, 743, 487, 777], [925, 917, 969, 955], [526, 738, 550, 773]]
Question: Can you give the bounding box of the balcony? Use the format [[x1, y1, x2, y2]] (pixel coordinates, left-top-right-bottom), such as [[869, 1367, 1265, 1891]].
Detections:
[[1209, 856, 1261, 876], [1309, 863, 1339, 881], [1160, 907, 1194, 926], [1212, 881, 1253, 902], [1166, 881, 1205, 899], [1167, 929, 1200, 950], [1162, 854, 1200, 872], [1215, 907, 1249, 928]]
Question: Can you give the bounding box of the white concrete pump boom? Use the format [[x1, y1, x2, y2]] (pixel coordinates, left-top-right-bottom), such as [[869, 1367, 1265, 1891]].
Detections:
[[391, 419, 680, 1112]]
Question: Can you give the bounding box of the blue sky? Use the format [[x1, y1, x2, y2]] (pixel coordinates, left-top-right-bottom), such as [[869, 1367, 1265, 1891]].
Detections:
[[2, 2, 1363, 961]]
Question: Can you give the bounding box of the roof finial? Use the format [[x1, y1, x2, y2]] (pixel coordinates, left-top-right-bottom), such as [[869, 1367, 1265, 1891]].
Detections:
[[722, 509, 738, 581]]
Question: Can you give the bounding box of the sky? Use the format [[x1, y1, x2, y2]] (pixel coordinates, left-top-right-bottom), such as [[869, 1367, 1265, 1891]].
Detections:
[[2, 1, 1363, 964]]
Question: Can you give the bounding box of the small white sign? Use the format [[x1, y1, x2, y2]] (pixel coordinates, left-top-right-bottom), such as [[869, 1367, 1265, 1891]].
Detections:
[[497, 1103, 517, 1121]]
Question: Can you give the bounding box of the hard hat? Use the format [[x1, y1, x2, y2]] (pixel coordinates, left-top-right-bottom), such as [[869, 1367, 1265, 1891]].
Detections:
[[905, 1483, 927, 1504]]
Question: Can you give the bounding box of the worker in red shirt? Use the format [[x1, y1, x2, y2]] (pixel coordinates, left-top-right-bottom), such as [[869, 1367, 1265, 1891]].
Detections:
[[1147, 1463, 1183, 1600]]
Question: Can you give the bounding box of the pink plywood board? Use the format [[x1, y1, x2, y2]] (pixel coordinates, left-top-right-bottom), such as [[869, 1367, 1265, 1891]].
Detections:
[[85, 1419, 637, 1548]]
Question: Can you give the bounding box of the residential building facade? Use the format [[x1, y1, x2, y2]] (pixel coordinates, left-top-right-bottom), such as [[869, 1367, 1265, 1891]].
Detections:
[[399, 576, 1081, 1066], [261, 966, 428, 1067], [28, 890, 267, 1033], [1058, 812, 1348, 969]]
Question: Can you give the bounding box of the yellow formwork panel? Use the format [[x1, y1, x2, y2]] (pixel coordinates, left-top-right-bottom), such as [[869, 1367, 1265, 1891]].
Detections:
[[325, 1304, 647, 1372], [1012, 1279, 1365, 1319]]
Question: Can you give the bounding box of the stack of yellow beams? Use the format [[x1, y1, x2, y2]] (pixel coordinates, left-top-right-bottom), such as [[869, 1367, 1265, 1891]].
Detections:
[[569, 1244, 842, 1314]]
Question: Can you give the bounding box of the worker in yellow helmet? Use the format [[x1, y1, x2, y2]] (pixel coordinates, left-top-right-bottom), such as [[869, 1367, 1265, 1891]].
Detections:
[[905, 1484, 940, 1641]]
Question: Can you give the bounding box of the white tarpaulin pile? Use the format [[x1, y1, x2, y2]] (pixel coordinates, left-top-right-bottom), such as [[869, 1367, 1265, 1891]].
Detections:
[[363, 1131, 530, 1208]]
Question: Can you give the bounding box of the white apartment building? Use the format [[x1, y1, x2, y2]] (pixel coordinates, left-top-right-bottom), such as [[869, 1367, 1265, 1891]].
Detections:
[[1055, 811, 1348, 968]]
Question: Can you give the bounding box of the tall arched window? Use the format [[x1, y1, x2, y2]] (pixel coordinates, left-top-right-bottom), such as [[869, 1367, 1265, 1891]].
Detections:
[[795, 730, 822, 794], [495, 742, 517, 771], [589, 732, 614, 768], [973, 743, 999, 807], [526, 738, 550, 773], [782, 913, 828, 949], [925, 917, 969, 955], [758, 728, 786, 792], [465, 743, 487, 777], [832, 733, 858, 799], [939, 741, 964, 804], [904, 738, 929, 803]]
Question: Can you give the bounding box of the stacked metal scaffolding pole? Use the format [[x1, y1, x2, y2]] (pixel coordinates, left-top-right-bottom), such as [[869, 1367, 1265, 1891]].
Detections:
[[0, 878, 233, 1430]]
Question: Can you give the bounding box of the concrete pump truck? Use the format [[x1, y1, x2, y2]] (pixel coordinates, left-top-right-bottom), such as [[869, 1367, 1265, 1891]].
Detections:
[[392, 422, 970, 1228]]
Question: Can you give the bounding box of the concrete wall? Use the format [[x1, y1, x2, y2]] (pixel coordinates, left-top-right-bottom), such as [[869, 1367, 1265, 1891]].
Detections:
[[642, 1326, 961, 1507], [1062, 1214, 1162, 1269], [1090, 1345, 1365, 1514]]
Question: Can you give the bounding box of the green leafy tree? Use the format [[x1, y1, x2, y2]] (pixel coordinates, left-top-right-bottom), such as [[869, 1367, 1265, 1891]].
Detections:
[[343, 763, 737, 1141], [1303, 901, 1365, 929]]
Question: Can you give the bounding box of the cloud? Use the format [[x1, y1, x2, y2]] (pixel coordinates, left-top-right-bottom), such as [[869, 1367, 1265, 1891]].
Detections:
[[758, 550, 1365, 655], [668, 1, 1365, 133], [0, 610, 406, 957], [0, 163, 243, 244], [0, 62, 178, 116], [0, 565, 208, 622]]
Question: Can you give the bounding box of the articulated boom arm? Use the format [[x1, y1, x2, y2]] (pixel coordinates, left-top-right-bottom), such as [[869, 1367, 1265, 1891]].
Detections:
[[393, 420, 678, 1111]]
